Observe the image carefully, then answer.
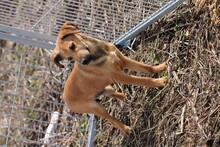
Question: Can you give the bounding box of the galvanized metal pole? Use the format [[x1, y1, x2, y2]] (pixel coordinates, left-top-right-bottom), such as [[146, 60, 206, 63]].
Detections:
[[87, 114, 96, 147]]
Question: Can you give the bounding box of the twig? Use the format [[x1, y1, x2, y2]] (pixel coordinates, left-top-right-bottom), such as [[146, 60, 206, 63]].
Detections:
[[141, 125, 158, 133], [172, 71, 181, 84], [176, 105, 186, 135], [191, 104, 208, 138]]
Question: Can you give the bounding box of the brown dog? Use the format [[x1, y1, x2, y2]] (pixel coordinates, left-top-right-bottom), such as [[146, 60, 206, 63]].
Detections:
[[51, 22, 168, 134]]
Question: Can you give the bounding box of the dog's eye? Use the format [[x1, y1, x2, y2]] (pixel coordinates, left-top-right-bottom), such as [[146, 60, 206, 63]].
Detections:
[[69, 42, 75, 50]]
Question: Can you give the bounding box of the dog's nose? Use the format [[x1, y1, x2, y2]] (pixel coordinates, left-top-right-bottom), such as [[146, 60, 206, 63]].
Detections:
[[80, 58, 91, 65], [80, 56, 91, 65]]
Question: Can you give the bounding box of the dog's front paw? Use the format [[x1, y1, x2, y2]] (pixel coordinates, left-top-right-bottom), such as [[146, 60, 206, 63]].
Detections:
[[118, 93, 126, 102], [112, 92, 126, 101]]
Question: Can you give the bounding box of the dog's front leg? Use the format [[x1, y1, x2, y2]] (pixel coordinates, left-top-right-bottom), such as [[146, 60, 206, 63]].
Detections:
[[102, 85, 126, 101], [113, 72, 168, 88]]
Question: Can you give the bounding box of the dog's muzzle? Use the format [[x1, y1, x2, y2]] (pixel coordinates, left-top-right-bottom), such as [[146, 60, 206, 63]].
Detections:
[[80, 55, 92, 65]]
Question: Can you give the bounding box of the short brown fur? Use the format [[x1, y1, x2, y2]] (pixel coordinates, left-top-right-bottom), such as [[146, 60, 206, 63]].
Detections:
[[51, 22, 168, 134]]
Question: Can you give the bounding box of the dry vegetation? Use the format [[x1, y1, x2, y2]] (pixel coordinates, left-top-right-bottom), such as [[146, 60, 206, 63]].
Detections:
[[94, 1, 220, 146], [0, 0, 219, 146]]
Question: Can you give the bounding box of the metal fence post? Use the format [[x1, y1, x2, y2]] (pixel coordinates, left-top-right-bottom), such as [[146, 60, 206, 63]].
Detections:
[[87, 114, 96, 147]]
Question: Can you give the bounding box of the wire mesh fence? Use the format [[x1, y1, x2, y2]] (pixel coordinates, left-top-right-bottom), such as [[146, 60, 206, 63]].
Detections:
[[0, 44, 91, 146], [0, 0, 170, 42], [0, 0, 184, 146]]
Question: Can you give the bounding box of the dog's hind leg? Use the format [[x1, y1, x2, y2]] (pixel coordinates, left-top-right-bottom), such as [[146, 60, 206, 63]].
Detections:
[[102, 85, 126, 101], [123, 57, 167, 74], [113, 72, 168, 88], [70, 100, 131, 134], [116, 51, 167, 74]]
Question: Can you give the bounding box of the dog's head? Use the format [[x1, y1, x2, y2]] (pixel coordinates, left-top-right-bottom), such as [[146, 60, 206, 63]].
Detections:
[[51, 22, 92, 68]]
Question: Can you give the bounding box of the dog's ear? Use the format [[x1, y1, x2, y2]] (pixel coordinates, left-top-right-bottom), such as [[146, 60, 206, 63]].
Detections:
[[61, 22, 81, 33], [59, 22, 81, 40], [63, 22, 79, 29]]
